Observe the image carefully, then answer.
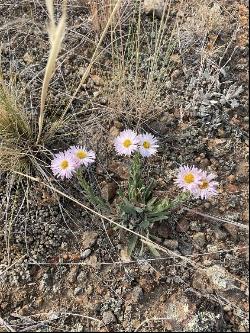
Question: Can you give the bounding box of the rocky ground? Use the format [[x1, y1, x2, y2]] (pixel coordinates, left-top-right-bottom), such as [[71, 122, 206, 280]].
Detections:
[[0, 0, 249, 332]]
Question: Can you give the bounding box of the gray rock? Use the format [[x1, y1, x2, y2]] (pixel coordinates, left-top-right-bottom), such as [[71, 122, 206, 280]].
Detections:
[[186, 311, 224, 332], [178, 240, 193, 255], [164, 292, 197, 331], [74, 287, 83, 296], [81, 248, 91, 260], [39, 272, 52, 291], [214, 229, 227, 241], [176, 219, 189, 232], [102, 311, 117, 325], [163, 239, 179, 250], [77, 270, 88, 284], [130, 286, 144, 303], [223, 223, 238, 240], [193, 232, 206, 248], [190, 221, 202, 232]]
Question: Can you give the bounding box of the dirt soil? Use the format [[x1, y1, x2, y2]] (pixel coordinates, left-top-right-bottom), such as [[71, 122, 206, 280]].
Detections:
[[0, 0, 249, 332]]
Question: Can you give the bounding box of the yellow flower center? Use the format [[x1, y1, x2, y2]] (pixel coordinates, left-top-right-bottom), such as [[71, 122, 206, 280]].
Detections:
[[76, 150, 87, 159], [199, 179, 209, 189], [184, 173, 195, 184], [60, 160, 69, 170], [143, 141, 151, 149], [123, 139, 132, 148]]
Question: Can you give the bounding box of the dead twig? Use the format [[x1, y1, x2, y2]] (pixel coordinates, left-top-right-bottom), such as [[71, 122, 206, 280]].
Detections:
[[184, 207, 249, 230], [0, 317, 16, 332]]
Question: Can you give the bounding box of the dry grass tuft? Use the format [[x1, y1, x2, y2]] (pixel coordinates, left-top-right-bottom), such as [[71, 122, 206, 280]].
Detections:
[[106, 72, 162, 123], [180, 1, 229, 44], [0, 75, 31, 144], [0, 147, 28, 173], [103, 0, 176, 124], [85, 0, 131, 33], [0, 1, 68, 174], [37, 0, 67, 144], [0, 76, 32, 172]]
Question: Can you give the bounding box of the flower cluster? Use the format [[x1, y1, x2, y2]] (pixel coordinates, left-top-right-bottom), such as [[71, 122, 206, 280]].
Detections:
[[175, 165, 219, 200], [51, 145, 96, 180], [114, 129, 159, 157]]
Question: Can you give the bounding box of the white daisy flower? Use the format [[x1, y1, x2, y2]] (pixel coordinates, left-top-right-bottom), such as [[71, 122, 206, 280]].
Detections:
[[69, 145, 96, 167], [51, 151, 76, 180], [114, 129, 139, 156], [175, 165, 202, 191], [193, 171, 219, 200], [138, 132, 159, 157]]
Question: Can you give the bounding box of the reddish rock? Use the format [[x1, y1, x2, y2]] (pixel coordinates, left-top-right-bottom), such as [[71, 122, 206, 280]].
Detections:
[[226, 184, 240, 193], [101, 182, 117, 202], [81, 231, 98, 250], [192, 265, 248, 310], [223, 223, 238, 239], [108, 161, 129, 180], [156, 222, 172, 238]]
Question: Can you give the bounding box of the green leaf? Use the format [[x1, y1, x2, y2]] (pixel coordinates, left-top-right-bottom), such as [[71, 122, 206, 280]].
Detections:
[[121, 197, 145, 215], [147, 243, 161, 257], [76, 171, 109, 212], [146, 197, 158, 210], [127, 234, 138, 256], [140, 218, 150, 229], [121, 202, 137, 215], [148, 215, 169, 223], [134, 206, 144, 213], [143, 180, 155, 202], [128, 152, 144, 201]]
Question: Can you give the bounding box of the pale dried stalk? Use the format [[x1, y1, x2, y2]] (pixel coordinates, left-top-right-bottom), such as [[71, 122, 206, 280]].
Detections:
[[0, 317, 15, 332], [47, 0, 123, 138], [90, 0, 124, 33], [36, 0, 67, 144], [0, 75, 31, 140]]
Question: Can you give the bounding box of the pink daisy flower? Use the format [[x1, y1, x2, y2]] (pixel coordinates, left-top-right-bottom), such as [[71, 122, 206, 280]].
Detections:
[[114, 129, 139, 156], [175, 165, 202, 192], [51, 151, 76, 180], [138, 133, 159, 157], [68, 145, 96, 167], [193, 171, 219, 200]]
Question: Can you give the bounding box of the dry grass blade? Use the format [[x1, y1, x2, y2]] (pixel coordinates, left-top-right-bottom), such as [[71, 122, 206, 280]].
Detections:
[[47, 0, 123, 138], [0, 148, 26, 173], [45, 0, 55, 31], [0, 75, 31, 142], [135, 317, 170, 332], [89, 0, 129, 33], [36, 0, 67, 144], [0, 317, 15, 332], [0, 74, 32, 172], [184, 207, 249, 230]]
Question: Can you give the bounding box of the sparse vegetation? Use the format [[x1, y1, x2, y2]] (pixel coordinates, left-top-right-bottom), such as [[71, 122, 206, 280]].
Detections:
[[0, 1, 69, 176], [0, 0, 249, 332], [0, 75, 32, 172]]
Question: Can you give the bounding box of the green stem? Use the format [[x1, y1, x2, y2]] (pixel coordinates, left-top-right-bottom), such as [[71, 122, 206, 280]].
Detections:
[[128, 152, 143, 202], [76, 170, 109, 212], [171, 191, 191, 210]]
